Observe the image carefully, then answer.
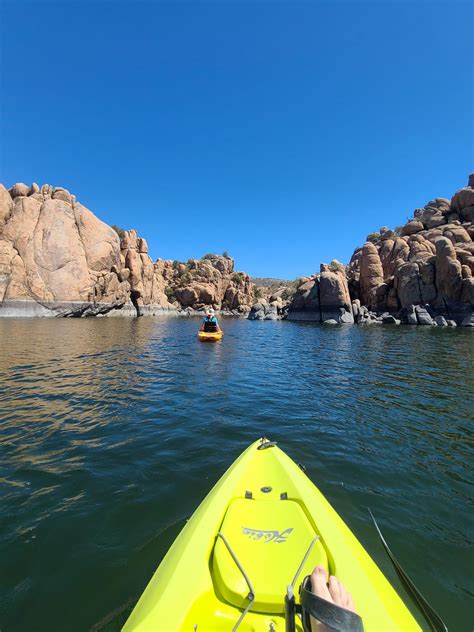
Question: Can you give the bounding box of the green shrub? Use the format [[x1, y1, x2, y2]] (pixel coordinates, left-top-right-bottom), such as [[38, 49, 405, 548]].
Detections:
[[280, 287, 295, 300], [165, 287, 177, 302], [366, 232, 380, 242], [231, 272, 244, 286], [179, 271, 192, 286]]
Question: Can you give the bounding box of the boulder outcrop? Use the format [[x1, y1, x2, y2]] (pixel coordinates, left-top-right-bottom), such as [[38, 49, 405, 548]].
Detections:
[[158, 254, 254, 314], [0, 184, 205, 316], [288, 261, 353, 323], [288, 175, 474, 325], [0, 183, 254, 316], [0, 183, 136, 316], [3, 175, 473, 325], [0, 182, 254, 317], [359, 242, 384, 308], [119, 229, 174, 315]]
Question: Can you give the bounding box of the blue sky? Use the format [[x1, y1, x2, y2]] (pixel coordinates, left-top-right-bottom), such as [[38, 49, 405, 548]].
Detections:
[[1, 1, 472, 279]]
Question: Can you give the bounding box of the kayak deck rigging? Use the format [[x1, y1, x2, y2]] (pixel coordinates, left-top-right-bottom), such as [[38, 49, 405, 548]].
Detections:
[[213, 495, 327, 613]]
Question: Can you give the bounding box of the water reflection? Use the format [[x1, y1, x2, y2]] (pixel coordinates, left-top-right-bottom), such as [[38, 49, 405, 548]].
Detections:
[[0, 317, 473, 631]]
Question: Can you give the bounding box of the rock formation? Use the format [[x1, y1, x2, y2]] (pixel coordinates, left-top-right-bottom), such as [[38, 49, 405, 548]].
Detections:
[[247, 279, 295, 320], [119, 229, 173, 316], [0, 183, 138, 316], [2, 175, 473, 325], [358, 243, 384, 309], [158, 254, 254, 314], [287, 175, 474, 325], [288, 260, 354, 323], [346, 180, 474, 322], [0, 181, 254, 317]]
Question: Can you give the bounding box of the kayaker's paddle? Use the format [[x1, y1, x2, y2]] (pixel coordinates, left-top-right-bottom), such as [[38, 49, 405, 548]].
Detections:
[[368, 509, 448, 632]]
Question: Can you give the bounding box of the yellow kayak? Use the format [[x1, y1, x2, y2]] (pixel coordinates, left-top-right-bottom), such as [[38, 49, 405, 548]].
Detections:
[[197, 330, 223, 341], [123, 439, 421, 631]]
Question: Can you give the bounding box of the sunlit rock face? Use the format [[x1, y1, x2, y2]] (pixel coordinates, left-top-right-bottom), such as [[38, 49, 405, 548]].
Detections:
[[2, 175, 473, 323], [0, 183, 136, 316], [118, 229, 174, 316], [157, 254, 255, 314], [288, 261, 353, 323], [288, 175, 474, 325], [0, 183, 253, 317]]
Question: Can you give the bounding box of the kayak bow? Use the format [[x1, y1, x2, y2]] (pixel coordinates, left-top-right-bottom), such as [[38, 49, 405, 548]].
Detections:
[[123, 439, 421, 631]]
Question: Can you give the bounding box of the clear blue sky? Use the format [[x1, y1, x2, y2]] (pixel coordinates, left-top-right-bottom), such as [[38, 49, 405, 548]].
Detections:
[[1, 1, 472, 279]]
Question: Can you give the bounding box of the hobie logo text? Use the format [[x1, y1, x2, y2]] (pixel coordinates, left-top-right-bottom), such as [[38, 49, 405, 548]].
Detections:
[[241, 527, 293, 543]]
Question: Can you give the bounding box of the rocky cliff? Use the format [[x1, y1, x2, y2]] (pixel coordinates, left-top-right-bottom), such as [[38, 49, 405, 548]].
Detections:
[[246, 279, 295, 321], [158, 254, 254, 314], [288, 260, 354, 323], [287, 176, 474, 326], [0, 183, 135, 316], [2, 176, 473, 324], [0, 183, 253, 317]]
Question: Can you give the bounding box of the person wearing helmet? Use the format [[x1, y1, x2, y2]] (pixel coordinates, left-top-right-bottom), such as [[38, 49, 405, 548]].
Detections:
[[200, 308, 221, 333]]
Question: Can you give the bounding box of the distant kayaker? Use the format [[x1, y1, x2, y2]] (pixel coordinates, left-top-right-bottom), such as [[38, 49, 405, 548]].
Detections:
[[200, 308, 221, 333]]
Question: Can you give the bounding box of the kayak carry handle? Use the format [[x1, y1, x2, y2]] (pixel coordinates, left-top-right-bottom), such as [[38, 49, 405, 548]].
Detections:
[[258, 437, 277, 450]]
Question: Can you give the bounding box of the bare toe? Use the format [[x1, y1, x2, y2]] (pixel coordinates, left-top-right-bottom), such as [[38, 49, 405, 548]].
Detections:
[[308, 568, 358, 632], [328, 575, 342, 606], [338, 581, 350, 608], [310, 565, 332, 603], [346, 591, 356, 613], [309, 566, 333, 632]]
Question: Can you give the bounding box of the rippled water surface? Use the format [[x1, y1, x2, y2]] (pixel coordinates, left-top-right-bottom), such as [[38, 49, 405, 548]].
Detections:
[[0, 317, 473, 631]]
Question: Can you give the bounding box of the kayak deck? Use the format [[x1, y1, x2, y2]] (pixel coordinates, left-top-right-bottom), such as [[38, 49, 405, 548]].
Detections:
[[213, 496, 327, 613], [123, 439, 421, 631]]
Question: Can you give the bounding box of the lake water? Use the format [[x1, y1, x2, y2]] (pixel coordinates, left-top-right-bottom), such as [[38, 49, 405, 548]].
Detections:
[[0, 317, 472, 631]]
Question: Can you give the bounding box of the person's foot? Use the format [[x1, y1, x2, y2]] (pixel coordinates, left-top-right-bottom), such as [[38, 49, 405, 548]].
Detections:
[[310, 565, 357, 632]]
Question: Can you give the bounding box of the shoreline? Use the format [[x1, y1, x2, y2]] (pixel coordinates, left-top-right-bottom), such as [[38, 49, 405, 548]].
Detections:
[[1, 177, 473, 325], [1, 298, 472, 327], [0, 300, 248, 320]]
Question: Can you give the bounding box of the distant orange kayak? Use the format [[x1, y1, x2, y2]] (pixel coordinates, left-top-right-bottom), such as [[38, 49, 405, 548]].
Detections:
[[197, 330, 223, 342]]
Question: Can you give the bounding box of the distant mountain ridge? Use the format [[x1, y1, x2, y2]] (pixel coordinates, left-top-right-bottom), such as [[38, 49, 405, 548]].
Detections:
[[251, 277, 295, 287]]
